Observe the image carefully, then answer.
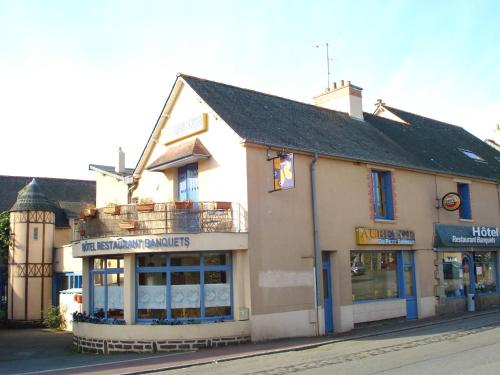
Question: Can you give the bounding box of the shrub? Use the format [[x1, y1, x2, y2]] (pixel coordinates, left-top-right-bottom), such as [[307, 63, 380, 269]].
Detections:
[[44, 306, 65, 329]]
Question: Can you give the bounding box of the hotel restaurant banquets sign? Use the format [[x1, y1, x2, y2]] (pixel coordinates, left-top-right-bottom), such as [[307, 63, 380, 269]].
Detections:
[[271, 153, 294, 192], [74, 235, 192, 257], [356, 228, 416, 245], [434, 224, 499, 247]]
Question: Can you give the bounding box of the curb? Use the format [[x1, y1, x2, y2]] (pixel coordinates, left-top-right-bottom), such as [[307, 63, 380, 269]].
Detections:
[[121, 308, 500, 374]]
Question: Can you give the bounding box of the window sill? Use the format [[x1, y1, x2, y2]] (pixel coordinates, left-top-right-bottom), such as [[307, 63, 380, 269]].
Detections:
[[476, 291, 500, 297], [444, 295, 465, 300], [353, 297, 402, 304], [459, 218, 474, 222], [135, 318, 234, 325], [374, 219, 396, 224]]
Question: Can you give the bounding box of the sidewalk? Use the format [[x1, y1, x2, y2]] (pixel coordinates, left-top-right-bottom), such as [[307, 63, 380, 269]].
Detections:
[[42, 307, 500, 375]]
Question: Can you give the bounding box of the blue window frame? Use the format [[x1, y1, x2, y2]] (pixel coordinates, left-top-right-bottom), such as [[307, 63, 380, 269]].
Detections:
[[371, 170, 394, 220], [457, 183, 472, 219], [136, 252, 233, 323], [52, 272, 82, 305], [89, 257, 124, 320], [474, 252, 498, 295], [178, 163, 198, 202]]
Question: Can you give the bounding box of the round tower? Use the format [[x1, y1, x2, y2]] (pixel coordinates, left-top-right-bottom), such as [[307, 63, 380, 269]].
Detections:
[[8, 179, 55, 323]]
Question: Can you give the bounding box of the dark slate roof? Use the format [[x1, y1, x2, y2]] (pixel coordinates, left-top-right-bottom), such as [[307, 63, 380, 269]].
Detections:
[[0, 175, 95, 228], [89, 164, 134, 179], [181, 74, 500, 182], [10, 179, 56, 213], [366, 107, 500, 181]]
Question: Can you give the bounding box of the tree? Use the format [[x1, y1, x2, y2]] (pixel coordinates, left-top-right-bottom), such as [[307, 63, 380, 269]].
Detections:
[[0, 211, 10, 264]]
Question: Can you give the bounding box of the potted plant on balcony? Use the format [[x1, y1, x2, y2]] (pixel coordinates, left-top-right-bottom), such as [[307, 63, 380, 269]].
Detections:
[[175, 200, 193, 209], [136, 197, 155, 212], [82, 204, 97, 218], [215, 201, 232, 210], [103, 203, 121, 215], [119, 220, 138, 230]]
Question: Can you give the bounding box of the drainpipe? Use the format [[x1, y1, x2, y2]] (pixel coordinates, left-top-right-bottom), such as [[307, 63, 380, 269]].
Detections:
[[310, 153, 322, 336], [126, 176, 138, 204]]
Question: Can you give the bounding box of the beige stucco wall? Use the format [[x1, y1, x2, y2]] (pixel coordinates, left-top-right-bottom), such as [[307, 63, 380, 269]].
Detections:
[[132, 83, 248, 213], [54, 228, 72, 248], [53, 244, 82, 273], [73, 320, 250, 341], [95, 173, 129, 208], [246, 145, 500, 335]]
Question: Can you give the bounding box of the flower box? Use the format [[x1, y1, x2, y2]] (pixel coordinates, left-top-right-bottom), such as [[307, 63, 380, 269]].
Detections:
[[136, 203, 155, 212], [119, 220, 138, 230], [215, 201, 232, 210], [103, 205, 121, 215], [175, 201, 193, 209], [83, 208, 97, 217]]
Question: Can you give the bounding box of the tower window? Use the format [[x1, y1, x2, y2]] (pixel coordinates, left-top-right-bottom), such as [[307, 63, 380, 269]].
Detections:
[[33, 227, 39, 240]]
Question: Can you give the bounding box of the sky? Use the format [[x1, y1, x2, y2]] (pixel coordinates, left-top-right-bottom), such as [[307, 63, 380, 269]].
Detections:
[[1, 0, 499, 180]]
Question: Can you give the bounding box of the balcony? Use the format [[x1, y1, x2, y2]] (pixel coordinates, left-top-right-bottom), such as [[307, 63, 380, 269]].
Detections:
[[76, 202, 247, 240]]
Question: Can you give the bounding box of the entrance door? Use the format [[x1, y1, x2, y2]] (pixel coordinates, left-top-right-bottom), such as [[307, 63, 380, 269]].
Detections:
[[177, 163, 199, 232], [400, 251, 418, 320], [322, 253, 333, 333]]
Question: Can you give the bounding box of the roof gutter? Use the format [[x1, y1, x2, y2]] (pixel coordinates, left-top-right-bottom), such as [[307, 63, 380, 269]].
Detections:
[[310, 152, 322, 336]]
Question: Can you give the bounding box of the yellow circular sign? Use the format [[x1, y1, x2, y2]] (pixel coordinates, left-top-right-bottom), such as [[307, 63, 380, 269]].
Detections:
[[442, 192, 461, 211]]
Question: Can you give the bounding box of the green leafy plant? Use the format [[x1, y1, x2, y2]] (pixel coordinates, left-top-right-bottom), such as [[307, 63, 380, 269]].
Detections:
[[44, 306, 65, 329], [0, 211, 10, 265]]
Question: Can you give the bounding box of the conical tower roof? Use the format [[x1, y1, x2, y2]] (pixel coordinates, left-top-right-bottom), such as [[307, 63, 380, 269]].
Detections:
[[10, 178, 56, 212]]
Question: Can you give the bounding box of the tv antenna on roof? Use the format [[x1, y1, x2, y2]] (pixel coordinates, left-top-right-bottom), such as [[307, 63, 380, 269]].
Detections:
[[315, 42, 332, 90]]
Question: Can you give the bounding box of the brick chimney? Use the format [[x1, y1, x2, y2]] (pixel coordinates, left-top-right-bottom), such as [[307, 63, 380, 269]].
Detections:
[[116, 147, 125, 174], [313, 80, 364, 120]]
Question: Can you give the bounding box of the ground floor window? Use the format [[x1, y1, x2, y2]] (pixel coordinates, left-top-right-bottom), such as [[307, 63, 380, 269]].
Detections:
[[137, 252, 232, 322], [441, 251, 498, 298], [351, 251, 398, 301], [474, 252, 497, 294], [90, 256, 124, 319], [442, 252, 466, 297]]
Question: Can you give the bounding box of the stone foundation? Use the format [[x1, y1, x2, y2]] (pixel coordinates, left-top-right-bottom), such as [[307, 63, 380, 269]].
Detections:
[[436, 293, 500, 315], [74, 334, 251, 354]]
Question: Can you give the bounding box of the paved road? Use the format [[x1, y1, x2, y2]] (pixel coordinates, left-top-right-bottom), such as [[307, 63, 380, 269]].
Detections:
[[164, 313, 500, 375], [1, 312, 499, 374], [0, 328, 172, 375]]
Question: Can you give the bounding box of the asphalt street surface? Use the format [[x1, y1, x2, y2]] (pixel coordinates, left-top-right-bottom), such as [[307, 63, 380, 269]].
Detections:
[[163, 312, 500, 375], [1, 311, 500, 374]]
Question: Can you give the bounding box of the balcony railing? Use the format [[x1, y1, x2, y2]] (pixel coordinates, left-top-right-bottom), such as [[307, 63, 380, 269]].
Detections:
[[75, 202, 247, 240]]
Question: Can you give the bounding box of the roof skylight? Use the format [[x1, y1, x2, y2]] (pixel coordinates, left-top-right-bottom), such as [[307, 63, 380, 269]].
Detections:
[[458, 148, 486, 162]]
